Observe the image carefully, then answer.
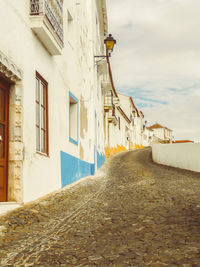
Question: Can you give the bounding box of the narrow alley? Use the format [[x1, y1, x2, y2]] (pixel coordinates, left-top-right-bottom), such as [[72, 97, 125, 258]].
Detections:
[[0, 148, 200, 266]]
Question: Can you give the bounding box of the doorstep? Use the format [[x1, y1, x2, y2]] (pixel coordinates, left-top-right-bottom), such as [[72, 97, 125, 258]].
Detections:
[[0, 202, 21, 216]]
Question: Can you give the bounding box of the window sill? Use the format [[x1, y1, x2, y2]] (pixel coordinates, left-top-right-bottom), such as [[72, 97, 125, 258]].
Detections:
[[36, 151, 50, 158]]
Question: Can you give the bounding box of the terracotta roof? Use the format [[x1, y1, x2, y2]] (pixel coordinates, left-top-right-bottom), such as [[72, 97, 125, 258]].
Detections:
[[149, 123, 164, 129], [149, 123, 172, 131], [172, 140, 193, 144]]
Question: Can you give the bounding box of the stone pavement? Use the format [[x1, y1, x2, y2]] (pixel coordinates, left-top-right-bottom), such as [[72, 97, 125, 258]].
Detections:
[[1, 148, 200, 266]]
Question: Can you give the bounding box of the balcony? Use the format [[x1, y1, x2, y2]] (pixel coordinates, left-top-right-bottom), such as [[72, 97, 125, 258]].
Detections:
[[104, 90, 114, 111], [108, 107, 118, 126], [30, 0, 63, 55]]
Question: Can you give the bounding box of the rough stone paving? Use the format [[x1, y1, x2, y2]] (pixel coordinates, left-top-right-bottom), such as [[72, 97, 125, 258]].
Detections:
[[1, 148, 200, 266]]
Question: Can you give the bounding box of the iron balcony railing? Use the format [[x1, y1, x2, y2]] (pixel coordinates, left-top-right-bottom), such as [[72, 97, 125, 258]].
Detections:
[[30, 0, 63, 43]]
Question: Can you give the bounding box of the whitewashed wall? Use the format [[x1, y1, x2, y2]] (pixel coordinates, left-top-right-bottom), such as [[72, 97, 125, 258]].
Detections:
[[109, 109, 130, 150], [134, 116, 143, 146], [0, 0, 107, 203], [142, 128, 153, 147], [152, 128, 164, 140], [117, 94, 136, 148], [152, 143, 200, 172], [118, 94, 131, 116], [152, 128, 172, 142]]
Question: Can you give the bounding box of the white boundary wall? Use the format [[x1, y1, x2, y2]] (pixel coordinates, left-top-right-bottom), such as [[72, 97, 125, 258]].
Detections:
[[152, 143, 200, 172]]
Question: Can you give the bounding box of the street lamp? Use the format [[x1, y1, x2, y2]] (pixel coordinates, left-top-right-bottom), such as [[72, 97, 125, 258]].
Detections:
[[95, 34, 116, 61], [104, 34, 116, 53], [132, 110, 136, 117]]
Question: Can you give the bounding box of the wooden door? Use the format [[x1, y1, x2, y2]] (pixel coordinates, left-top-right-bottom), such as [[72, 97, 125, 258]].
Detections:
[[0, 79, 9, 201]]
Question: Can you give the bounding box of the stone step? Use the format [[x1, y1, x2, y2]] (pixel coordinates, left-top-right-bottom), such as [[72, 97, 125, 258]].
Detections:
[[0, 202, 21, 216]]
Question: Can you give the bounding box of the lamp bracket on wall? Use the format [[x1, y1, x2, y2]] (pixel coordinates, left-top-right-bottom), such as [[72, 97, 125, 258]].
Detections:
[[94, 34, 116, 64], [94, 53, 111, 64]]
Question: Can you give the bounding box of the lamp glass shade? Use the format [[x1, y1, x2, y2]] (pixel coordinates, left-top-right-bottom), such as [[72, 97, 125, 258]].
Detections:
[[104, 34, 116, 52], [105, 40, 115, 51]]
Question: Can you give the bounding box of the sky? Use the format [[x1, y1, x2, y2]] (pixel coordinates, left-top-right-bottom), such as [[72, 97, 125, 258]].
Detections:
[[106, 0, 200, 141]]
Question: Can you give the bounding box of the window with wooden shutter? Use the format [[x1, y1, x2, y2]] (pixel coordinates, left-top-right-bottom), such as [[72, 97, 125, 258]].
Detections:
[[36, 72, 49, 155]]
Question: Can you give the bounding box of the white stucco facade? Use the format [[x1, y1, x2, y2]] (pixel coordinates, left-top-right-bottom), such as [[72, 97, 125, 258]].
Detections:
[[0, 0, 108, 213], [104, 77, 146, 157], [142, 127, 154, 147], [118, 93, 144, 149], [152, 143, 200, 173], [103, 64, 136, 157], [133, 111, 144, 148], [107, 107, 131, 152], [149, 123, 173, 144]]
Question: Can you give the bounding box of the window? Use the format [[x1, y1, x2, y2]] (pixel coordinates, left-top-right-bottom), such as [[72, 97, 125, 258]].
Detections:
[[69, 92, 78, 145], [36, 72, 48, 155]]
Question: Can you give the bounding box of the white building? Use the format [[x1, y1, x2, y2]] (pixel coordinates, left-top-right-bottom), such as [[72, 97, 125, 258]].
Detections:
[[102, 62, 131, 157], [118, 93, 144, 150], [142, 127, 154, 147], [148, 123, 173, 144], [0, 0, 108, 213], [103, 68, 145, 157]]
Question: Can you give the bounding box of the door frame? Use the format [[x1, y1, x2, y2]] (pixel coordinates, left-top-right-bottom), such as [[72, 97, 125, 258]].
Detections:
[[0, 78, 9, 201], [0, 50, 23, 203]]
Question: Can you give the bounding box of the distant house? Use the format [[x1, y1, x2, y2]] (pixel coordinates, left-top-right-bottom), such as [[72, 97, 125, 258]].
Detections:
[[148, 123, 173, 143]]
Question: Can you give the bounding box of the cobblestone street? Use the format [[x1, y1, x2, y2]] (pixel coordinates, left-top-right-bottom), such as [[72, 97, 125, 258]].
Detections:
[[1, 148, 200, 266]]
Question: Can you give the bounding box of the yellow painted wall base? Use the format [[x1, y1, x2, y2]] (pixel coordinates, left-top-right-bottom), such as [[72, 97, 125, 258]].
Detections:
[[105, 143, 144, 158], [105, 145, 127, 158], [135, 144, 144, 149]]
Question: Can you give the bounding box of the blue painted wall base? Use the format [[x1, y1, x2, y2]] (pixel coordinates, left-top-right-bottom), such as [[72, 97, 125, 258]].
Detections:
[[61, 151, 105, 188]]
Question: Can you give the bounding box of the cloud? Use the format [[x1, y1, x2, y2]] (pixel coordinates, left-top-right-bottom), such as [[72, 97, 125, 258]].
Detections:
[[107, 0, 200, 140]]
